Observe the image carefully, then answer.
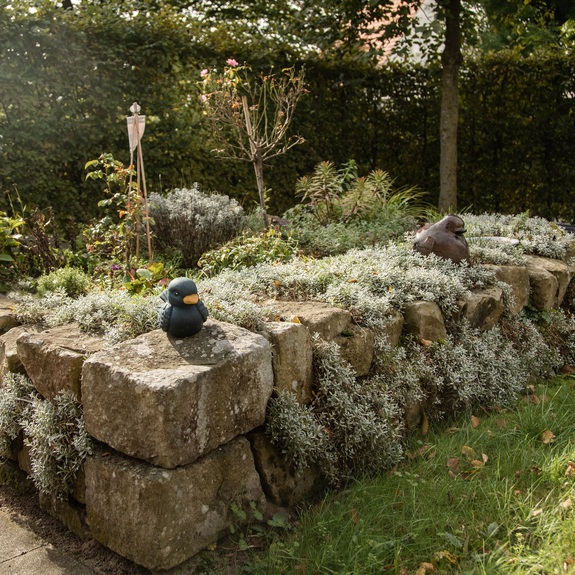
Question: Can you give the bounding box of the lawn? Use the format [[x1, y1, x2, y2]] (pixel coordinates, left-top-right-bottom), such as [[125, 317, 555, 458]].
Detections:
[[206, 376, 575, 575]]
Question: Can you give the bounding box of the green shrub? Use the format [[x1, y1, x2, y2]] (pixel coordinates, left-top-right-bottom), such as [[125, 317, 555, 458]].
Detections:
[[149, 185, 246, 268], [21, 391, 93, 497], [36, 267, 93, 298], [0, 373, 38, 457], [197, 228, 299, 277], [16, 288, 159, 344], [285, 160, 427, 257], [266, 339, 404, 486]]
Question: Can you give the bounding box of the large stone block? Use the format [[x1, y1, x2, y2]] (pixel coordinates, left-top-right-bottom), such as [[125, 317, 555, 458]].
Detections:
[[0, 325, 38, 379], [402, 301, 447, 341], [524, 260, 559, 310], [0, 295, 19, 333], [456, 287, 504, 331], [268, 301, 353, 340], [485, 265, 530, 315], [525, 255, 573, 308], [248, 430, 323, 507], [260, 321, 314, 404], [81, 321, 274, 468], [16, 324, 104, 399], [85, 437, 266, 571], [334, 325, 375, 376], [381, 309, 404, 347]]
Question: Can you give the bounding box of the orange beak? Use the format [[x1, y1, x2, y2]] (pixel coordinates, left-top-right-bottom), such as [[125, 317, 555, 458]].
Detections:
[[183, 293, 199, 305]]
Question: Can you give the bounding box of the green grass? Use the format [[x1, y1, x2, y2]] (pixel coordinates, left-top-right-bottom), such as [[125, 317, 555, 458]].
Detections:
[[226, 377, 575, 574]]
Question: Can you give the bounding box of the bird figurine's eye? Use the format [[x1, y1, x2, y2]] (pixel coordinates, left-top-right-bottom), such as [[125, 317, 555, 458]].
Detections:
[[173, 290, 179, 296]]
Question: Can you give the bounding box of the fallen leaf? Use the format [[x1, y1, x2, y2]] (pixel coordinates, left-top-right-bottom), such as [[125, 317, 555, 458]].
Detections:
[[416, 562, 436, 574], [447, 457, 460, 475], [541, 430, 556, 444], [351, 508, 359, 524], [470, 459, 484, 468], [407, 444, 433, 459], [420, 338, 432, 347], [470, 415, 481, 428], [565, 461, 575, 477], [523, 394, 540, 404], [560, 499, 572, 510], [461, 445, 477, 459], [445, 426, 461, 434], [434, 550, 459, 564], [531, 508, 543, 518], [560, 365, 575, 375], [274, 280, 281, 288], [347, 278, 358, 283], [291, 316, 301, 324], [496, 419, 507, 429], [482, 453, 489, 464]]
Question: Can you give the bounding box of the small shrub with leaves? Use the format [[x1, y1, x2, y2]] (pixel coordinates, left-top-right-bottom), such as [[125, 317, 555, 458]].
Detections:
[[149, 185, 245, 268], [198, 228, 299, 277], [21, 391, 93, 497], [16, 288, 159, 344], [36, 267, 93, 298], [267, 340, 403, 485], [462, 213, 574, 260], [0, 373, 39, 457]]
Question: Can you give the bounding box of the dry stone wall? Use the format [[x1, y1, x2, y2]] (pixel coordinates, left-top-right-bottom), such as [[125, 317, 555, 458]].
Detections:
[[0, 255, 574, 570]]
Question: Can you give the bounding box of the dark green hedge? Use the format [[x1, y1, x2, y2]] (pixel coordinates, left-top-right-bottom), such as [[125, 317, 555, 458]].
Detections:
[[1, 4, 574, 236]]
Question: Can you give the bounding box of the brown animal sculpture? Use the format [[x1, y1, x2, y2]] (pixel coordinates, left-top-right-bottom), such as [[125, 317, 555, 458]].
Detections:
[[414, 215, 470, 264]]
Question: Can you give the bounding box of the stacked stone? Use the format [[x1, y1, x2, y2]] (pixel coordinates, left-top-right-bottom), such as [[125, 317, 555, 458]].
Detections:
[[0, 252, 573, 569]]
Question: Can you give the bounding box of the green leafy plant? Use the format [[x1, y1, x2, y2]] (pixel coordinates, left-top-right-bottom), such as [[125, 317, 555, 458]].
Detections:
[[21, 391, 93, 498], [122, 261, 170, 295], [36, 267, 93, 298], [0, 210, 25, 263], [84, 153, 150, 265], [0, 373, 38, 457], [197, 228, 299, 277], [295, 160, 426, 225]]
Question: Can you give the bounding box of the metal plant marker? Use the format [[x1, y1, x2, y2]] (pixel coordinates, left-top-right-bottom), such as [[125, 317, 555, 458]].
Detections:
[[127, 102, 153, 262]]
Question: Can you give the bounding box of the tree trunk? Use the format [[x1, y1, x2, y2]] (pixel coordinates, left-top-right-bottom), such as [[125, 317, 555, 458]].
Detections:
[[252, 151, 269, 228], [438, 0, 462, 213]]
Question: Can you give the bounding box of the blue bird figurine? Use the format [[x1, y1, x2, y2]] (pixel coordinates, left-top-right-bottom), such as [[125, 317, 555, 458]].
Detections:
[[158, 277, 208, 337]]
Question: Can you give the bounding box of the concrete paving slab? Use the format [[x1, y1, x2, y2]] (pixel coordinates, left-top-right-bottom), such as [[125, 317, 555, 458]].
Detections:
[[0, 509, 94, 575]]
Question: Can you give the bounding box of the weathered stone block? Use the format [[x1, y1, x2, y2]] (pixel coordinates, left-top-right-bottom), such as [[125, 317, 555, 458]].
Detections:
[[260, 321, 314, 404], [0, 325, 38, 379], [381, 309, 404, 347], [524, 261, 559, 310], [16, 324, 104, 400], [485, 265, 530, 315], [403, 301, 447, 341], [0, 295, 19, 333], [82, 321, 274, 468], [85, 437, 266, 571], [248, 430, 323, 507], [525, 255, 573, 307], [457, 287, 504, 331], [268, 301, 353, 340], [334, 325, 375, 376], [39, 492, 91, 541]]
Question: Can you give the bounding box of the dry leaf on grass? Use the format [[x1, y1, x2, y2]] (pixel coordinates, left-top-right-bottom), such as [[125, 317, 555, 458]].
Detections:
[[541, 430, 556, 444]]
